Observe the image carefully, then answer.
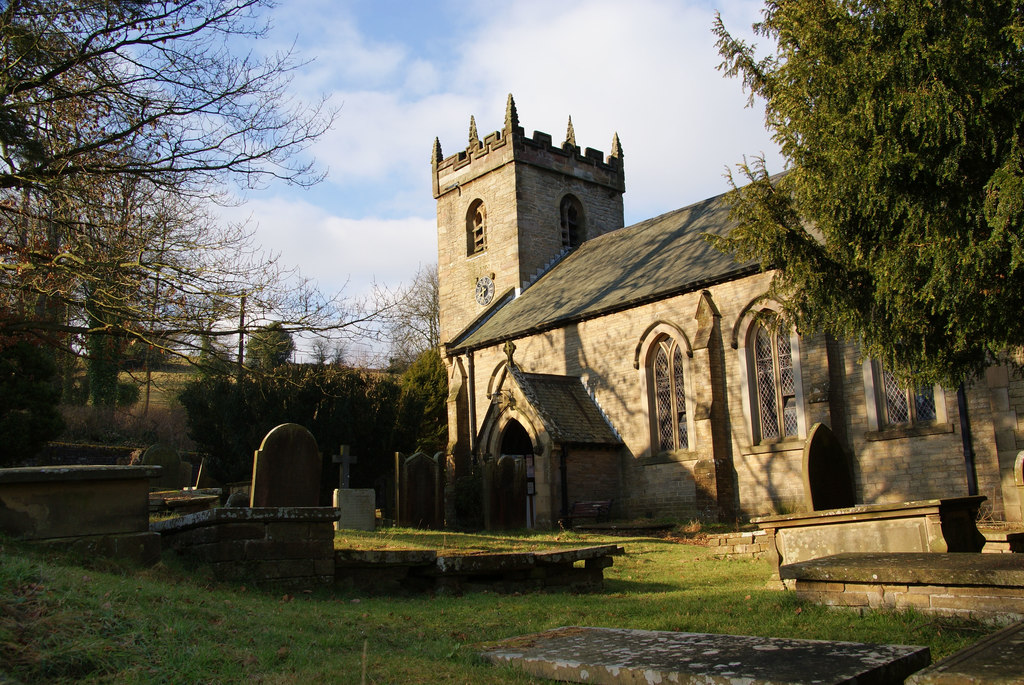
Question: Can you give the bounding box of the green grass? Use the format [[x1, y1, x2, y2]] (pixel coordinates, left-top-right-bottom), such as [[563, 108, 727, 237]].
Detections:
[[1, 530, 994, 683]]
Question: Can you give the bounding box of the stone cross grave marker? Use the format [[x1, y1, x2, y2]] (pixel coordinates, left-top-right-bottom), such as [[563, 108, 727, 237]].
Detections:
[[332, 445, 358, 489], [249, 423, 322, 507]]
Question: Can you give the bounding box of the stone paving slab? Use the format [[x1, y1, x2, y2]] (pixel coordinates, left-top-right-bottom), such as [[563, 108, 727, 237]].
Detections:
[[481, 626, 929, 684], [906, 620, 1024, 684]]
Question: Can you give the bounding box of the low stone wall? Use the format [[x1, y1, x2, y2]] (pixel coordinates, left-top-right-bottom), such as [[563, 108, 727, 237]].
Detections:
[[782, 552, 1024, 624], [153, 507, 339, 592], [704, 530, 769, 558]]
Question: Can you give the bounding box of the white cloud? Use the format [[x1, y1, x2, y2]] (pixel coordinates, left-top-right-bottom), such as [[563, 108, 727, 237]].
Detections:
[[219, 197, 436, 301], [444, 0, 781, 220], [235, 0, 784, 302]]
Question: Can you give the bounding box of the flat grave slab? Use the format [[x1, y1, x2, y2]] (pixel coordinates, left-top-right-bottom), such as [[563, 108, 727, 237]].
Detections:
[[781, 552, 1024, 586], [907, 620, 1024, 684], [481, 626, 929, 684]]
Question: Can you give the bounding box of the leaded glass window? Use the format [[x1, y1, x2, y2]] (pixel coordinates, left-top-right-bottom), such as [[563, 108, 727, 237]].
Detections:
[[880, 365, 937, 426], [651, 337, 688, 451], [752, 323, 799, 441]]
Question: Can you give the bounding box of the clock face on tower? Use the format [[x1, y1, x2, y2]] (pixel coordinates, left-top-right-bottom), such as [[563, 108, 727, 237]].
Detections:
[[475, 276, 495, 306]]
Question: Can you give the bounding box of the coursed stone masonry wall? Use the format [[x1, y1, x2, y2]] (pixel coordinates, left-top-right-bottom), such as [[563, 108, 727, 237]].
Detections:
[[436, 101, 1018, 526], [455, 271, 1014, 524], [153, 508, 339, 591]]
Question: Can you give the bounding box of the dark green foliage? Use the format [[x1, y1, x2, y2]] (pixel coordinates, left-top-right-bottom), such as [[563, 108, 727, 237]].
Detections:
[[0, 342, 64, 465], [452, 471, 483, 530], [115, 381, 139, 408], [245, 323, 294, 370], [393, 348, 448, 456], [86, 333, 120, 407], [179, 365, 402, 497], [713, 0, 1024, 385]]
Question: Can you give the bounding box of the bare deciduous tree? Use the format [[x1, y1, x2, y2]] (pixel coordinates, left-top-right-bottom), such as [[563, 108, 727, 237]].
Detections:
[[0, 1, 369, 371], [384, 263, 439, 371]]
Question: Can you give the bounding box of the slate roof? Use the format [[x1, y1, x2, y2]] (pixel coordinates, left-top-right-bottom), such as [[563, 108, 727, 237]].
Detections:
[[450, 189, 758, 352], [509, 366, 621, 446]]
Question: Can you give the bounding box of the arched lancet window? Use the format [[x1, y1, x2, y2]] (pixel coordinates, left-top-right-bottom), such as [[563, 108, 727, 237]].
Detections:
[[751, 321, 799, 441], [559, 195, 584, 248], [649, 336, 688, 451], [466, 199, 486, 255]]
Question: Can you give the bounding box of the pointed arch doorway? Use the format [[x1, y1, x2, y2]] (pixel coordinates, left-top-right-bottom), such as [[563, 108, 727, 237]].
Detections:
[[487, 420, 536, 529]]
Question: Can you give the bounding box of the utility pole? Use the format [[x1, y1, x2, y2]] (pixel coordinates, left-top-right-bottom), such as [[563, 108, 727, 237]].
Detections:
[[236, 294, 246, 381]]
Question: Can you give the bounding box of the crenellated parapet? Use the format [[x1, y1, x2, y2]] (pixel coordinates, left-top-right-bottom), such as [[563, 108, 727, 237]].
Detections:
[[432, 94, 624, 199]]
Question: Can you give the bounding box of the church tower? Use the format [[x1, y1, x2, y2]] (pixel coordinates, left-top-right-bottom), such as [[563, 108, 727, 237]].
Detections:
[[432, 95, 625, 345]]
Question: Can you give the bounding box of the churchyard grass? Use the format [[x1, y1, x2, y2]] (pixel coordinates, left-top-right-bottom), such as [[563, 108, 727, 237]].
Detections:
[[1, 529, 991, 683]]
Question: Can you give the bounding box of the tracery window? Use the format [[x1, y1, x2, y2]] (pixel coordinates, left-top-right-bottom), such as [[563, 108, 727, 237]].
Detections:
[[560, 195, 583, 248], [751, 322, 799, 441], [650, 336, 688, 451], [467, 199, 486, 255]]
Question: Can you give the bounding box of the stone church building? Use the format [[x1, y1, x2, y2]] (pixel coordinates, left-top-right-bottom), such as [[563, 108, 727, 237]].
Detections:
[[432, 95, 1024, 529]]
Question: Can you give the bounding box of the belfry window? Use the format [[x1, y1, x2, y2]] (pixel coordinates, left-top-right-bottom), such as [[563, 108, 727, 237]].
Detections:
[[467, 199, 486, 255], [560, 195, 583, 248], [650, 336, 688, 451], [751, 322, 799, 441]]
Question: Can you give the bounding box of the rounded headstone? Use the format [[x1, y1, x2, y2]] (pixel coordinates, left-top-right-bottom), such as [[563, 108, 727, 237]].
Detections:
[[141, 443, 184, 490], [249, 423, 322, 507]]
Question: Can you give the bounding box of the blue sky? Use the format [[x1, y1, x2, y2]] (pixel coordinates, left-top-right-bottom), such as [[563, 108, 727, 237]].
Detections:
[[222, 0, 783, 359]]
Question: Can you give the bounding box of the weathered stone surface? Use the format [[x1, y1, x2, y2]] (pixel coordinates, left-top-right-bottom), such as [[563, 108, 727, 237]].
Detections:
[[334, 488, 376, 531], [785, 553, 1024, 622], [756, 497, 987, 578], [37, 530, 161, 566], [436, 551, 536, 574], [335, 549, 437, 565], [534, 545, 624, 565], [781, 552, 1024, 587], [400, 451, 444, 528], [482, 626, 929, 684], [152, 506, 340, 591], [906, 620, 1024, 684], [980, 526, 1024, 553], [151, 506, 341, 533], [333, 545, 621, 594], [0, 465, 158, 540], [249, 423, 321, 507], [141, 443, 185, 490]]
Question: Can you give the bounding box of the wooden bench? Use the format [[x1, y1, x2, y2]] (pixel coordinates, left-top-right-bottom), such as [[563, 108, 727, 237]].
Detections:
[[568, 500, 612, 527]]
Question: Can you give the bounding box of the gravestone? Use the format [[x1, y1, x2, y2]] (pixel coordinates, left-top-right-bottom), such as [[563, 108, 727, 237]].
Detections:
[[400, 452, 443, 529], [802, 423, 857, 511], [249, 423, 322, 507], [334, 488, 376, 531], [486, 455, 527, 530], [141, 443, 185, 490], [333, 445, 358, 489], [194, 458, 220, 489]]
